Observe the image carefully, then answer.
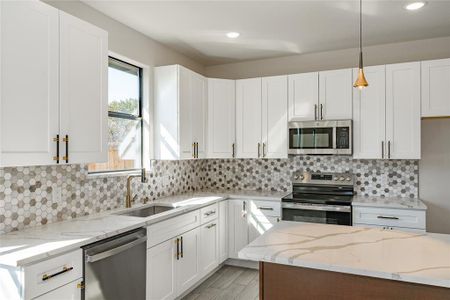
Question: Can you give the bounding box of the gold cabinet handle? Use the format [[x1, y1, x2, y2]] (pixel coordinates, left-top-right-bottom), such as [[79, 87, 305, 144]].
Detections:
[[206, 223, 217, 229], [388, 140, 391, 159], [262, 143, 266, 158], [42, 266, 73, 281], [63, 135, 69, 163], [257, 143, 261, 158], [320, 104, 324, 120], [53, 135, 60, 163], [192, 143, 195, 158], [77, 281, 85, 289], [381, 141, 384, 159], [314, 104, 318, 120], [176, 238, 180, 260], [180, 236, 183, 258], [232, 143, 235, 158]]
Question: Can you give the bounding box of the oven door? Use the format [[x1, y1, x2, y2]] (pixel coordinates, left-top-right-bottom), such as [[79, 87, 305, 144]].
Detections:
[[288, 121, 336, 155], [282, 202, 352, 225]]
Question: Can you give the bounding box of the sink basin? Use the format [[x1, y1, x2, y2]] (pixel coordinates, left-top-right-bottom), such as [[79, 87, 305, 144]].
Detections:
[[118, 205, 175, 218]]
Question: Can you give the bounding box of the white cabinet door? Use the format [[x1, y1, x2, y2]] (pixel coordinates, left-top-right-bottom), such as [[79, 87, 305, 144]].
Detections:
[[262, 76, 288, 159], [33, 279, 82, 300], [191, 73, 207, 158], [228, 199, 249, 259], [353, 65, 386, 159], [218, 201, 228, 263], [199, 221, 219, 276], [0, 1, 59, 167], [176, 227, 200, 296], [236, 78, 262, 158], [386, 62, 421, 159], [179, 66, 193, 159], [207, 79, 236, 158], [60, 11, 108, 164], [319, 69, 353, 120], [421, 58, 450, 117], [147, 239, 176, 300], [288, 72, 319, 121]]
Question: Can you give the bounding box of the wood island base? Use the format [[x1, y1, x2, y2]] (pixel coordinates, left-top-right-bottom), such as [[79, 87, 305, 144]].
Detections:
[[259, 262, 450, 300]]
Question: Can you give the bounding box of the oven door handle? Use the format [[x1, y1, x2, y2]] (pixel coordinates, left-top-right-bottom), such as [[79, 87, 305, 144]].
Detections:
[[282, 203, 351, 213]]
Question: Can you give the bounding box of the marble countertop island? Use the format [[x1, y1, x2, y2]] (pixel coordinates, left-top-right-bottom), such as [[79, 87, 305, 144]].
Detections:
[[0, 190, 287, 267], [239, 221, 450, 288]]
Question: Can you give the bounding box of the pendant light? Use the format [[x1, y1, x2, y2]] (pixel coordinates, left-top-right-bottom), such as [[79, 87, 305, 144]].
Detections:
[[354, 0, 369, 89]]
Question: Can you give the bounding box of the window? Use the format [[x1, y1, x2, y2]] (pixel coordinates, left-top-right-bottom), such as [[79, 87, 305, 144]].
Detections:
[[88, 57, 143, 173]]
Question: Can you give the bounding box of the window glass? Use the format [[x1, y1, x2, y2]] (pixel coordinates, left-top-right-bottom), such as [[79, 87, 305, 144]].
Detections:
[[88, 57, 143, 173]]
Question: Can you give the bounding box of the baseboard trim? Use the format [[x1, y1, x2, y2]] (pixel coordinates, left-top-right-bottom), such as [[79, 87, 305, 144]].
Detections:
[[224, 258, 259, 270]]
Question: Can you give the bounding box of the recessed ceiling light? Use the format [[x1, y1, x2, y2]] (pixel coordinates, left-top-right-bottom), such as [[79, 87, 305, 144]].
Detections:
[[226, 32, 240, 39], [405, 2, 426, 10]]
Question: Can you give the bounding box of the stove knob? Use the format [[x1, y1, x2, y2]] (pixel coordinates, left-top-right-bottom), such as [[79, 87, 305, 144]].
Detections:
[[294, 175, 299, 180], [300, 175, 305, 180]]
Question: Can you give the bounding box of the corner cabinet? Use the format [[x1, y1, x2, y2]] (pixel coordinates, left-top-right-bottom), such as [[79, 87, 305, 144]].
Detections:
[[154, 65, 207, 160], [421, 58, 450, 117], [207, 79, 236, 158], [353, 62, 421, 160], [0, 0, 108, 167], [236, 76, 287, 159]]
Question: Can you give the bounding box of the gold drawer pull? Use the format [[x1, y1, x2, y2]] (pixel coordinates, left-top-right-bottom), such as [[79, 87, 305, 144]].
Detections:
[[42, 266, 73, 281], [206, 223, 217, 229]]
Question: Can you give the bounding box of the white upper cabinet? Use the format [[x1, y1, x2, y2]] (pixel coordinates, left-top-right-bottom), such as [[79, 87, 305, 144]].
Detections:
[[386, 62, 421, 159], [207, 79, 235, 158], [59, 12, 108, 164], [0, 1, 59, 167], [353, 65, 386, 159], [262, 76, 288, 158], [288, 72, 319, 121], [154, 65, 206, 160], [319, 69, 353, 120], [236, 78, 262, 158], [421, 58, 450, 117], [190, 71, 207, 158], [0, 1, 108, 167]]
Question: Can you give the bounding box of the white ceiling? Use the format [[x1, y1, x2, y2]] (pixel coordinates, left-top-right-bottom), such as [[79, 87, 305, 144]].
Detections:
[[82, 0, 450, 66]]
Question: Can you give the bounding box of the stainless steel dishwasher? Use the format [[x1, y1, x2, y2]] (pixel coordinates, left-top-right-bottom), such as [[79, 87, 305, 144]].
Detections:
[[83, 228, 147, 300]]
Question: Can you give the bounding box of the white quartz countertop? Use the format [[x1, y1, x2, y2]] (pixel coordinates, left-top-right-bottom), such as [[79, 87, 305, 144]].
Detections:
[[0, 190, 286, 267], [239, 221, 450, 288], [352, 196, 427, 210]]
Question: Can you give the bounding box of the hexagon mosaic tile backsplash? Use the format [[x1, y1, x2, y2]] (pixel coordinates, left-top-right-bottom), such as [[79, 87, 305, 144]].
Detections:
[[0, 156, 418, 234]]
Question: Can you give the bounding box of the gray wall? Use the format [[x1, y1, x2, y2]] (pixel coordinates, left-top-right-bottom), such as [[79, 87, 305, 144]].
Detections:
[[420, 119, 450, 234], [205, 36, 450, 79]]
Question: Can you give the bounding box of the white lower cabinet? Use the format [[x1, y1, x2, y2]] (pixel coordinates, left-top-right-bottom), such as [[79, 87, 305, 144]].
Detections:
[[147, 239, 177, 300], [199, 221, 219, 276], [33, 279, 82, 300], [228, 199, 281, 259], [228, 199, 250, 259], [218, 201, 228, 263], [146, 227, 200, 300], [353, 206, 426, 232], [176, 228, 200, 296]]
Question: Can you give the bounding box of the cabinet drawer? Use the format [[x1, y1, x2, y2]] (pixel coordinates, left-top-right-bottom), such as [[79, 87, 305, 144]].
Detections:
[[353, 206, 426, 230], [249, 200, 281, 217], [147, 210, 200, 248], [24, 250, 82, 300], [200, 203, 218, 224]]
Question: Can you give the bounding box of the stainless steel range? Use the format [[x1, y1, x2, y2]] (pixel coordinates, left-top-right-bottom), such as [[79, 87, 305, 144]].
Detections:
[[282, 171, 354, 225]]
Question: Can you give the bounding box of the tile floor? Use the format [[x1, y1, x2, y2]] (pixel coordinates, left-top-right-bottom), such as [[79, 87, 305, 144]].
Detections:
[[182, 265, 259, 300]]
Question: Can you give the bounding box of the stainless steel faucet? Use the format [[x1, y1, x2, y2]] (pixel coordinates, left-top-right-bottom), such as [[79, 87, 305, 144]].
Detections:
[[125, 168, 148, 208]]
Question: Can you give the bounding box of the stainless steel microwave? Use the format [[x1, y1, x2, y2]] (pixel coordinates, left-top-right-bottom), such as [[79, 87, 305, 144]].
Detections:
[[288, 120, 352, 155]]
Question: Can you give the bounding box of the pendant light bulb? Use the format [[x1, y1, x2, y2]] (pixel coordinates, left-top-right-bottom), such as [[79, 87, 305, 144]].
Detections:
[[354, 0, 369, 89]]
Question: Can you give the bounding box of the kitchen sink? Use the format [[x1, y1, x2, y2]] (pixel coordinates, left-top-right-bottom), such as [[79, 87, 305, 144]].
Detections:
[[118, 205, 175, 218]]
